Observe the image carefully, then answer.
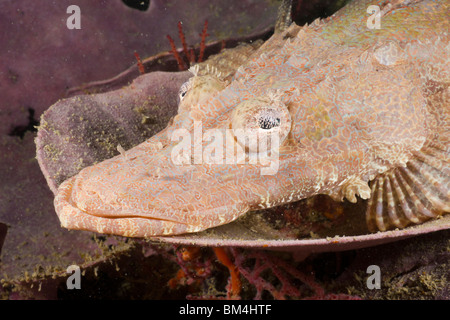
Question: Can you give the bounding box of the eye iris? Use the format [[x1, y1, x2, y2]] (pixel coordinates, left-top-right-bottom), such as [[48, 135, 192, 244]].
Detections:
[[258, 115, 280, 130], [178, 81, 190, 102]]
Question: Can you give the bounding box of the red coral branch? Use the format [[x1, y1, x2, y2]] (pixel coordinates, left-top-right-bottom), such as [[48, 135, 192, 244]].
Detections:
[[213, 247, 241, 299], [166, 34, 187, 71], [230, 248, 361, 300], [133, 51, 145, 75], [197, 19, 209, 63], [189, 48, 196, 64], [155, 244, 361, 300], [177, 21, 191, 62], [167, 19, 210, 70]]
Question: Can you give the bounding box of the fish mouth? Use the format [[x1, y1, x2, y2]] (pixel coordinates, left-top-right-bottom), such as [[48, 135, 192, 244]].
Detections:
[[55, 176, 251, 237], [55, 175, 252, 237]]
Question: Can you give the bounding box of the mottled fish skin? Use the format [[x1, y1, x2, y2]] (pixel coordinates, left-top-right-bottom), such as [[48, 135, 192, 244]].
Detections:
[[54, 0, 449, 237]]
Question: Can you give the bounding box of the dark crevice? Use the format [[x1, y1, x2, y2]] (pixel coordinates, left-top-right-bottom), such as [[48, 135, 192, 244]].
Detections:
[[0, 222, 7, 257], [291, 0, 350, 26], [312, 251, 357, 281], [8, 108, 39, 139], [122, 0, 150, 11]]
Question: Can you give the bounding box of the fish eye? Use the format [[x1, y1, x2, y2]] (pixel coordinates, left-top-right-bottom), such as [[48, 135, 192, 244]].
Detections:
[[178, 81, 191, 103], [230, 97, 291, 153], [177, 74, 229, 116]]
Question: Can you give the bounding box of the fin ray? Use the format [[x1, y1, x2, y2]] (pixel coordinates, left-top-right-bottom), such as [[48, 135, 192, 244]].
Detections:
[[366, 141, 449, 232]]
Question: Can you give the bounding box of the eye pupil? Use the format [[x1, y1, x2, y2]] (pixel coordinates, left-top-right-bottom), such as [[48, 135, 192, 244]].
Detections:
[[258, 116, 280, 130]]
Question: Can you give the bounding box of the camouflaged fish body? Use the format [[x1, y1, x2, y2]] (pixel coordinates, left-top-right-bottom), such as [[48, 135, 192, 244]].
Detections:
[[54, 0, 449, 237]]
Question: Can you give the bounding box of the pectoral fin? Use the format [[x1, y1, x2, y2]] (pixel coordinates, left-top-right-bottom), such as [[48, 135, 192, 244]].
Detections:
[[366, 140, 449, 232]]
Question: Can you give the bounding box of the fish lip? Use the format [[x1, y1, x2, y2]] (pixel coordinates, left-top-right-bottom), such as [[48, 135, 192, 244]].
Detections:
[[54, 173, 252, 237], [54, 180, 192, 237]]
